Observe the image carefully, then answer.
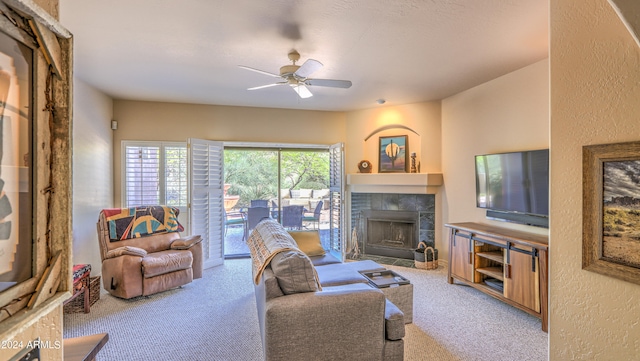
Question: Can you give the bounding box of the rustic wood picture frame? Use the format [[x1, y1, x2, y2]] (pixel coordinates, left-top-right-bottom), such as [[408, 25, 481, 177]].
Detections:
[[583, 140, 640, 285], [0, 0, 72, 326]]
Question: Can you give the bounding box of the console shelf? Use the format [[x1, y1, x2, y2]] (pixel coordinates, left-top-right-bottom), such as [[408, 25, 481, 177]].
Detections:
[[445, 222, 549, 332], [476, 251, 504, 263], [476, 267, 504, 281]]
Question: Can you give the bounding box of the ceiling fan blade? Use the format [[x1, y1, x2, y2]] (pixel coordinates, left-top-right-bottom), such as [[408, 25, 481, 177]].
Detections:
[[305, 78, 352, 88], [239, 65, 281, 78], [294, 59, 323, 78], [248, 83, 285, 90], [291, 84, 313, 98]]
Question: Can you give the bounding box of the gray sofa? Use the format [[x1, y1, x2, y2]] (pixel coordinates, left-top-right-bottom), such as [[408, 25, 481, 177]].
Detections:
[[248, 219, 405, 361]]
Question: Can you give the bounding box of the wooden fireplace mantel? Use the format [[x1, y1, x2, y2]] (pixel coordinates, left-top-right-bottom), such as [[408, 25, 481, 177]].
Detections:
[[347, 173, 443, 194]]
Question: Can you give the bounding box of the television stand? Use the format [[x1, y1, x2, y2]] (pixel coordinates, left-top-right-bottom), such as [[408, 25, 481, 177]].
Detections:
[[445, 222, 549, 332]]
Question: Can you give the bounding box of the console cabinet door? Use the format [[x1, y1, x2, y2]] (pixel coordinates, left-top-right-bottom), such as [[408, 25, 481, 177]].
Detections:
[[504, 246, 540, 312], [450, 230, 473, 282]]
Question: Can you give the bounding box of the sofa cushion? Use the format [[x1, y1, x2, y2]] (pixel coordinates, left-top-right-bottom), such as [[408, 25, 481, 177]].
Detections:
[[309, 253, 342, 267], [271, 249, 320, 295], [312, 189, 330, 199], [299, 188, 312, 198], [288, 230, 325, 256], [141, 250, 193, 278], [384, 299, 406, 340], [261, 267, 285, 300], [315, 260, 386, 287]]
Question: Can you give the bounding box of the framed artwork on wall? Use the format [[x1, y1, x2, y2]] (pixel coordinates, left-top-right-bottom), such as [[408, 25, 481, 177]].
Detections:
[[583, 140, 640, 285], [0, 29, 33, 293], [378, 135, 408, 173]]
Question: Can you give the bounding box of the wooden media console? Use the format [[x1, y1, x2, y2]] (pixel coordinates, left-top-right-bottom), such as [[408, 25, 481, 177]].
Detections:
[[445, 222, 549, 332]]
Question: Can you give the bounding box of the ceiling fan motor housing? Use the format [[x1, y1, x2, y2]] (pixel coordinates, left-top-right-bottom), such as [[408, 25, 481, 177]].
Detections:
[[280, 64, 300, 77]]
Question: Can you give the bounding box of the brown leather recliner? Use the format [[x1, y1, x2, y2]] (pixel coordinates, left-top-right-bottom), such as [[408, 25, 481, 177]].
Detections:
[[96, 207, 204, 299]]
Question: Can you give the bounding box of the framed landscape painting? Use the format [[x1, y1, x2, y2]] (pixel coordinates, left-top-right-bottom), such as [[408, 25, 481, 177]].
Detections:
[[378, 135, 407, 173], [583, 140, 640, 285]]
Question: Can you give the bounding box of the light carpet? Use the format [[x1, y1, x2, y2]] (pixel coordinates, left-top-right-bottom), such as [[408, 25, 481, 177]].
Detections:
[[64, 258, 548, 360]]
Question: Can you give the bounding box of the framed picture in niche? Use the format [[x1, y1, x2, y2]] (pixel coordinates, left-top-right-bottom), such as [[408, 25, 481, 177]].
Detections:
[[378, 135, 408, 173]]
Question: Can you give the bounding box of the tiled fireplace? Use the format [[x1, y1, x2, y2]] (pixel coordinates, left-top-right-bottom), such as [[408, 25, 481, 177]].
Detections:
[[351, 193, 435, 260]]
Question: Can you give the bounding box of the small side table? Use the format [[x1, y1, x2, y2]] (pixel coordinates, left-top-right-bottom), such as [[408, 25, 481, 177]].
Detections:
[[64, 264, 91, 313]]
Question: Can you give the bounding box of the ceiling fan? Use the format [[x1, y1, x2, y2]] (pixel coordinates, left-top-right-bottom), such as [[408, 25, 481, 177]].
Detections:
[[239, 50, 352, 99]]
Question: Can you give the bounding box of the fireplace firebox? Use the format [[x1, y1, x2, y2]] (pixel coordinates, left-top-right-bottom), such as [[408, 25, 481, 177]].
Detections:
[[363, 210, 419, 259]]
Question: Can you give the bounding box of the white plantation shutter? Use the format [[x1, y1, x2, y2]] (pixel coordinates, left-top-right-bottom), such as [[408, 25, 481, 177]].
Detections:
[[164, 145, 188, 208], [124, 145, 160, 206], [123, 142, 190, 232], [329, 142, 345, 261], [189, 138, 225, 268]]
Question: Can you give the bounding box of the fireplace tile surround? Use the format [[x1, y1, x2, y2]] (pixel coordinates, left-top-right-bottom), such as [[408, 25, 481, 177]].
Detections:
[[351, 193, 436, 259]]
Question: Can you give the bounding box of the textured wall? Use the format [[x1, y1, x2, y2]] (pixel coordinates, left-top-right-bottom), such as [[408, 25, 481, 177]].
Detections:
[[0, 304, 63, 360], [550, 0, 640, 359]]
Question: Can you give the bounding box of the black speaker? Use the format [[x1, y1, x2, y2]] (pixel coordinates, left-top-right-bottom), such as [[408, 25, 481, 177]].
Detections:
[[486, 210, 548, 228]]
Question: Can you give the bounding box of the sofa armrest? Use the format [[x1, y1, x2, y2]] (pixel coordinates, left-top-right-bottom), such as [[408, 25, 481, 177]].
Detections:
[[105, 246, 147, 259], [170, 235, 203, 250], [384, 299, 405, 340], [263, 285, 388, 360]]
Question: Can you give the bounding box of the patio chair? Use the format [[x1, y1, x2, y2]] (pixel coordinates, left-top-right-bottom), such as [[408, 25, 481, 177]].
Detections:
[[245, 206, 271, 239], [303, 200, 323, 229], [270, 200, 279, 219], [282, 205, 304, 230], [224, 209, 246, 238], [250, 199, 268, 207]]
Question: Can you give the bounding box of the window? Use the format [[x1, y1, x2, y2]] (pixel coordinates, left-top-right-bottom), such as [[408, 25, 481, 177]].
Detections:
[[123, 141, 187, 208]]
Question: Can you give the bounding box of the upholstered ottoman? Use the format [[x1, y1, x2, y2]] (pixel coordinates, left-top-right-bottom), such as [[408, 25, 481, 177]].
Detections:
[[360, 269, 414, 324]]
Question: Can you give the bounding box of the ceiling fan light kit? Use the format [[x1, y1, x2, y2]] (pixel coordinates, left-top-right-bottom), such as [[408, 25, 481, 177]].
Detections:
[[240, 50, 352, 99]]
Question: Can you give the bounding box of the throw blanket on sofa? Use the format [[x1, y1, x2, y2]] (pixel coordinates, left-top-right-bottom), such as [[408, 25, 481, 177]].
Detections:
[[246, 219, 298, 285], [103, 206, 184, 242]]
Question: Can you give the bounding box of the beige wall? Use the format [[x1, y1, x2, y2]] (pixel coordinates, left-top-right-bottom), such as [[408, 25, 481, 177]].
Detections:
[[72, 78, 114, 274], [112, 100, 346, 206], [345, 101, 444, 256], [550, 0, 640, 359], [441, 59, 550, 236], [344, 102, 442, 174]]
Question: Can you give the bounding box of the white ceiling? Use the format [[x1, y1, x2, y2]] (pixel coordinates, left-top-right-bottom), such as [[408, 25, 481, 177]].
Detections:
[[58, 0, 548, 112]]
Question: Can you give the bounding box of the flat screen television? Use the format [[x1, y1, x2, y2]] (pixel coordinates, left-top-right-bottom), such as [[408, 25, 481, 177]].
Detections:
[[475, 149, 549, 227]]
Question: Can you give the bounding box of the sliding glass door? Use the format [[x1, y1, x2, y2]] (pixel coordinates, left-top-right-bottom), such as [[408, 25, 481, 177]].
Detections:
[[223, 149, 278, 257], [223, 146, 332, 257], [280, 150, 330, 249]]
